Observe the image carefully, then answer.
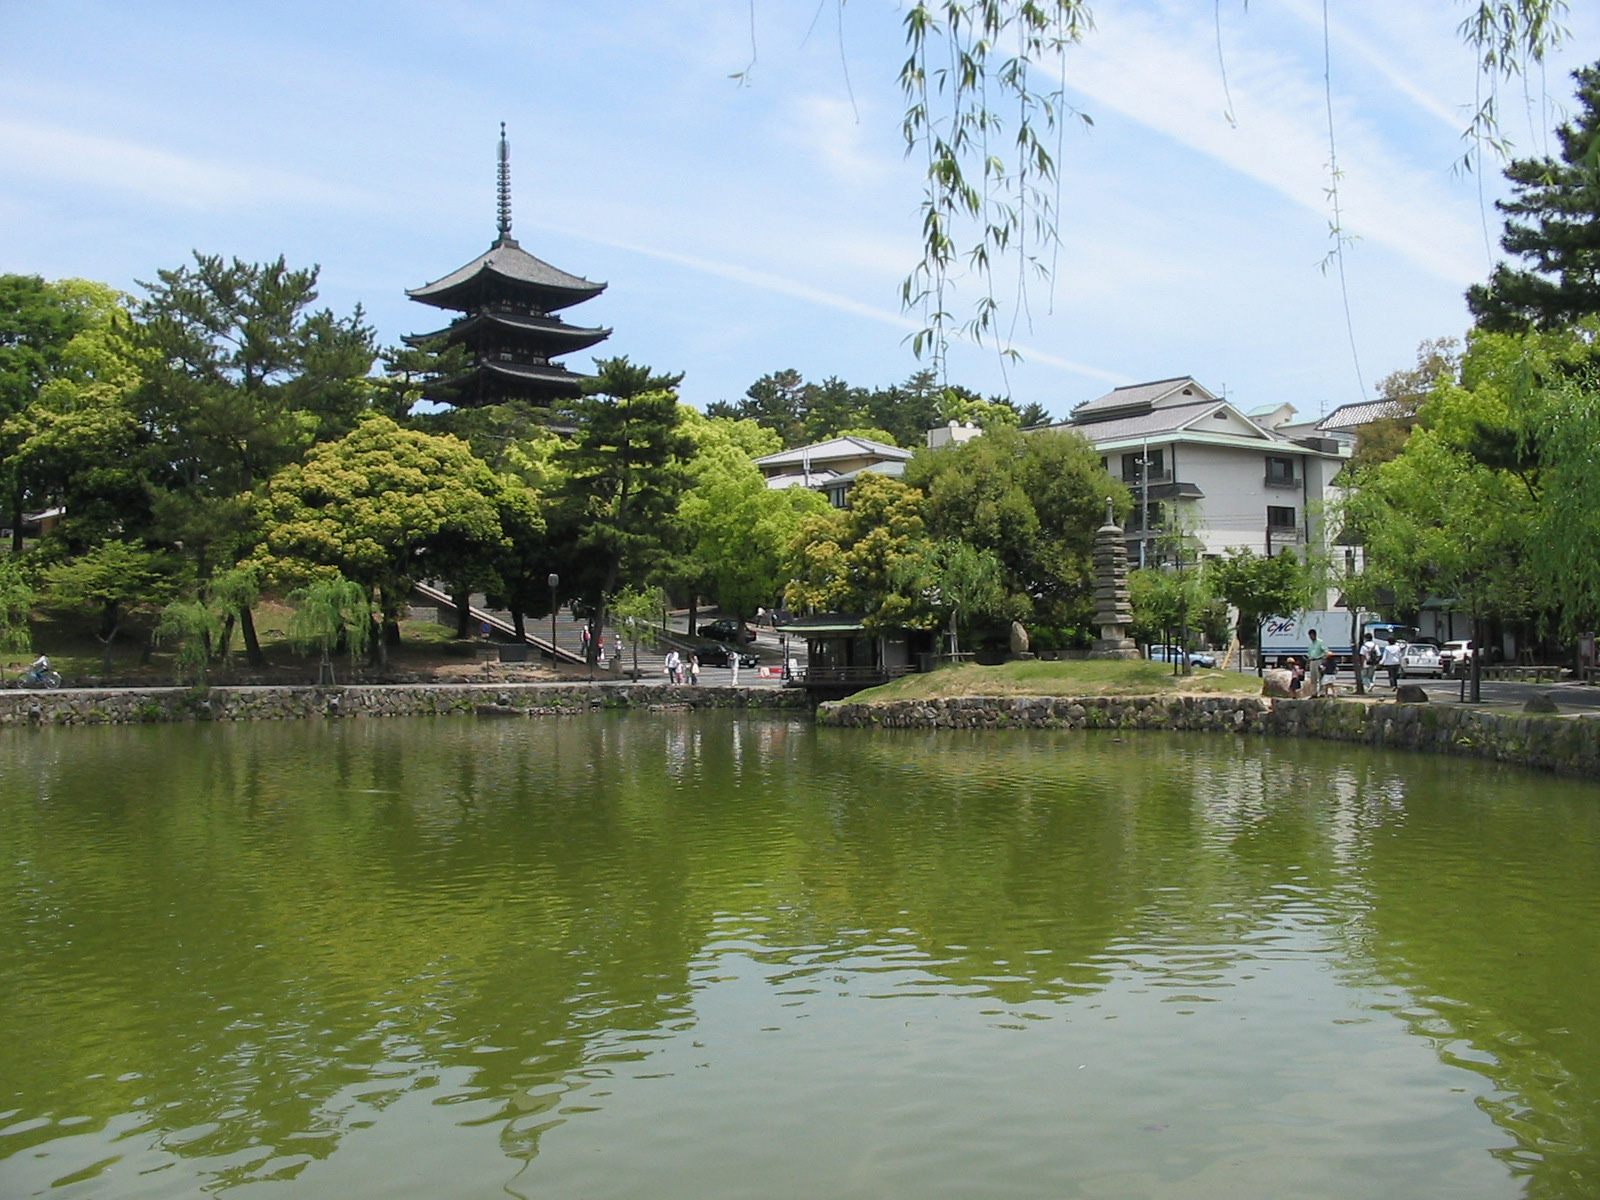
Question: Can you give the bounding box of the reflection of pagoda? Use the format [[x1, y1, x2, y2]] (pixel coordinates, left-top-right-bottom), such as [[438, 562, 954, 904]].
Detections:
[[405, 125, 610, 407]]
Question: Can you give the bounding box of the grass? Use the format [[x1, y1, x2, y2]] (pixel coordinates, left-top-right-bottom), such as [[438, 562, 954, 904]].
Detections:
[[849, 658, 1267, 703], [4, 601, 506, 687]]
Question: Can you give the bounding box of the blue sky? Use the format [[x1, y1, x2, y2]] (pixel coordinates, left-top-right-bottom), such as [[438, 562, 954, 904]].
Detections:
[[3, 1, 1596, 425]]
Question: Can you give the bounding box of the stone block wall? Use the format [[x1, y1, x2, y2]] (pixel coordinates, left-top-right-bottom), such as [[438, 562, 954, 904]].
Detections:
[[0, 683, 809, 727], [818, 694, 1600, 779]]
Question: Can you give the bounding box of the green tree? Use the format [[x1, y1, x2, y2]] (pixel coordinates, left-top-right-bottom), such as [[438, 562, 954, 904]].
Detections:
[[549, 373, 692, 661], [609, 583, 668, 680], [1468, 62, 1600, 332], [782, 473, 936, 629], [258, 415, 514, 667], [286, 574, 373, 683], [129, 253, 376, 665], [41, 540, 179, 674], [1, 280, 147, 554], [1205, 548, 1313, 652], [0, 556, 35, 659], [677, 409, 828, 626], [906, 425, 1124, 629], [0, 275, 101, 543]]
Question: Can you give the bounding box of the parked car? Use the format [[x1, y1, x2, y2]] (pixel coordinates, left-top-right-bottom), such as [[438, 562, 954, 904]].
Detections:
[[1399, 640, 1443, 677], [694, 641, 760, 670], [696, 619, 756, 643], [1147, 645, 1217, 668], [1440, 640, 1476, 674]]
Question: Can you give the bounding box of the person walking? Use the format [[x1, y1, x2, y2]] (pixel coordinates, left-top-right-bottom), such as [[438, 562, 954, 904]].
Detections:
[[687, 652, 700, 685], [664, 648, 682, 684], [727, 645, 740, 687], [1379, 634, 1404, 689], [1359, 633, 1380, 691], [1306, 628, 1328, 697]]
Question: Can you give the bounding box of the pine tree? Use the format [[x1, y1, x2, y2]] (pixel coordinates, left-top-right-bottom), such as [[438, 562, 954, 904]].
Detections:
[[1468, 62, 1600, 332]]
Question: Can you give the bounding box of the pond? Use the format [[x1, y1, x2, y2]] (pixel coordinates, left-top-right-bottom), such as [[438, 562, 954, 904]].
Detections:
[[2, 714, 1598, 1199]]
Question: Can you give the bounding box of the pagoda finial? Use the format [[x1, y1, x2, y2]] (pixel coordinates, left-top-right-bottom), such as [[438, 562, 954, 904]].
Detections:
[[496, 122, 513, 241]]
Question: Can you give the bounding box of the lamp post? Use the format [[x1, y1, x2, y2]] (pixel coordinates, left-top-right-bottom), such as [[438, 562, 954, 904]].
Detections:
[[547, 573, 559, 661]]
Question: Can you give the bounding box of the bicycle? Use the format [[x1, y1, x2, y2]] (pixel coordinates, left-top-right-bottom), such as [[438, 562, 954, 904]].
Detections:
[[14, 665, 62, 689]]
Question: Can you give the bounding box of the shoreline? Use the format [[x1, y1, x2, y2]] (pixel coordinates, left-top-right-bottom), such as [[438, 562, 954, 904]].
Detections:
[[1, 681, 1595, 780], [817, 692, 1600, 780]]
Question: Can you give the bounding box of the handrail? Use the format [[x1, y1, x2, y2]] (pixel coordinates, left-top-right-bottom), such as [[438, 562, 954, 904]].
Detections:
[[411, 582, 586, 665]]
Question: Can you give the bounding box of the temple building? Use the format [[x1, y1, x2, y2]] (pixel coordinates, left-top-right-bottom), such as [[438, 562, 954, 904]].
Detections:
[[405, 125, 610, 407]]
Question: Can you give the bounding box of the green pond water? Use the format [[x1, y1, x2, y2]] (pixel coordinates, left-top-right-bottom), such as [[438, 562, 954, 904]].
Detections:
[[2, 714, 1599, 1200]]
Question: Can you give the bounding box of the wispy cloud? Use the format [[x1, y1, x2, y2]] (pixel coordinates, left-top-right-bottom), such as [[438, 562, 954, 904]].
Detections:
[[550, 226, 1133, 386], [1061, 9, 1486, 283], [0, 118, 373, 211]]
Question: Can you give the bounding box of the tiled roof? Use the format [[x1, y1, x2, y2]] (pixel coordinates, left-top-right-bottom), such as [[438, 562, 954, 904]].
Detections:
[[1071, 376, 1216, 418], [407, 311, 611, 350], [1045, 399, 1244, 442], [753, 436, 912, 469], [1318, 398, 1409, 432], [409, 238, 606, 309]]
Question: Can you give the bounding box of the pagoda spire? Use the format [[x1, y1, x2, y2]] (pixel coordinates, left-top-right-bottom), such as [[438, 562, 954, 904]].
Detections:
[[496, 122, 513, 243]]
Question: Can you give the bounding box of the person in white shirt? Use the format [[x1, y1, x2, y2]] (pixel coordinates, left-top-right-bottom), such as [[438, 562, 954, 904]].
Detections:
[[1378, 635, 1404, 688]]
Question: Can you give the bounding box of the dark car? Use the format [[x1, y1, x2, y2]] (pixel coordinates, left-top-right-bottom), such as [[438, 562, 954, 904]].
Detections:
[[696, 619, 756, 643], [693, 641, 760, 669]]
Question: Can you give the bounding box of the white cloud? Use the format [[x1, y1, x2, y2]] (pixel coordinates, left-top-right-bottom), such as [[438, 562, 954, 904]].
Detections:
[[1060, 9, 1487, 283], [551, 225, 1132, 386], [0, 118, 373, 212]]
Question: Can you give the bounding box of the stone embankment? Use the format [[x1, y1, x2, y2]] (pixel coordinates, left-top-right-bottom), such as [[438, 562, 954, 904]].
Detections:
[[819, 694, 1600, 778], [0, 683, 808, 726]]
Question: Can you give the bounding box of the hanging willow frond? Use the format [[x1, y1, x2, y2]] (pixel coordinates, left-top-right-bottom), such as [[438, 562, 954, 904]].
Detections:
[[899, 1, 1093, 374]]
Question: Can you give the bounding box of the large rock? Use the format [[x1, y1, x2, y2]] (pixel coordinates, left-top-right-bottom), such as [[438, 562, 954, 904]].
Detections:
[[1524, 692, 1561, 714], [1395, 683, 1430, 703], [1009, 621, 1030, 655], [1262, 669, 1296, 699]]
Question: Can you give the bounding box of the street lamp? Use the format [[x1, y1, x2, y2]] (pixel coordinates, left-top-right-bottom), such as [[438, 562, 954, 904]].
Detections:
[[548, 573, 559, 662]]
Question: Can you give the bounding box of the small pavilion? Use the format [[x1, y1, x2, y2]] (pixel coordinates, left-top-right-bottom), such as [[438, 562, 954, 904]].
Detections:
[[406, 125, 611, 407]]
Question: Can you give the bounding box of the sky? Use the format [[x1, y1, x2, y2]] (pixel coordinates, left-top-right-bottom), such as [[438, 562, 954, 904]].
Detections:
[[3, 0, 1597, 426]]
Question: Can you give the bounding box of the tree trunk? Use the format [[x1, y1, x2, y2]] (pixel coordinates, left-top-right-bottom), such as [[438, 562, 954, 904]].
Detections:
[[511, 607, 526, 641], [454, 587, 472, 639], [101, 619, 121, 676], [239, 606, 265, 668]]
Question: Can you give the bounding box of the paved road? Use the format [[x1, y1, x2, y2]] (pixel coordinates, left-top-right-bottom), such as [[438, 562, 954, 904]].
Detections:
[[1386, 676, 1600, 712]]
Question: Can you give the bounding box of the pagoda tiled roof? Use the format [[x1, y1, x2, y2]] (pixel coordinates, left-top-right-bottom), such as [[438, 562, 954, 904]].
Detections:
[[406, 311, 611, 352], [409, 237, 606, 312], [426, 359, 594, 405]]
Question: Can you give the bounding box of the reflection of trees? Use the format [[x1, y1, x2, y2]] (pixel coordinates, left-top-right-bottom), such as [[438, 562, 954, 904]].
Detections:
[[4, 718, 1600, 1195], [1344, 766, 1600, 1199]]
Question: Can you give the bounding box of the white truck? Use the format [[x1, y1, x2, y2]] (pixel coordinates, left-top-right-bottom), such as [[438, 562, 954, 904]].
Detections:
[[1258, 610, 1379, 668]]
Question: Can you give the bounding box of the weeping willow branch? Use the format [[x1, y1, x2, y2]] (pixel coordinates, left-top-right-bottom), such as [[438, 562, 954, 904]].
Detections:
[[898, 1, 1093, 372]]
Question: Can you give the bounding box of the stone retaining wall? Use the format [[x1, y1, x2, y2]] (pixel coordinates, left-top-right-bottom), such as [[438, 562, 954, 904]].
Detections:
[[0, 683, 809, 726], [819, 694, 1600, 779]]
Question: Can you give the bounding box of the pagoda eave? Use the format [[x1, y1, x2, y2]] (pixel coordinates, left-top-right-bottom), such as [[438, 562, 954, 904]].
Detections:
[[425, 360, 592, 407], [405, 313, 611, 353]]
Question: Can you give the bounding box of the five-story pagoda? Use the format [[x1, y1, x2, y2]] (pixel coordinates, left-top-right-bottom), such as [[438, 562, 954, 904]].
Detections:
[[405, 124, 610, 407]]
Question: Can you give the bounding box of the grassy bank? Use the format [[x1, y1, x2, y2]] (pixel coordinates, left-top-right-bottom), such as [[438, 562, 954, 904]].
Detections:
[[852, 658, 1266, 703]]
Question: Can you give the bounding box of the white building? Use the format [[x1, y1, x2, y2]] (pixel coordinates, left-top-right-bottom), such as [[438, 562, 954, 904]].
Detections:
[[1034, 376, 1349, 568], [752, 436, 912, 508]]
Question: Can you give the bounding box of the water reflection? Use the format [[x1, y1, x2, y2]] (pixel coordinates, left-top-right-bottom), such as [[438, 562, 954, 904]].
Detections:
[[1, 717, 1597, 1198]]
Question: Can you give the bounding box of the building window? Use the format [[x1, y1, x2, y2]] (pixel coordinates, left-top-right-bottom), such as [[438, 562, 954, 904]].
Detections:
[[1121, 449, 1164, 483], [1265, 455, 1297, 487], [1267, 505, 1297, 530]]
